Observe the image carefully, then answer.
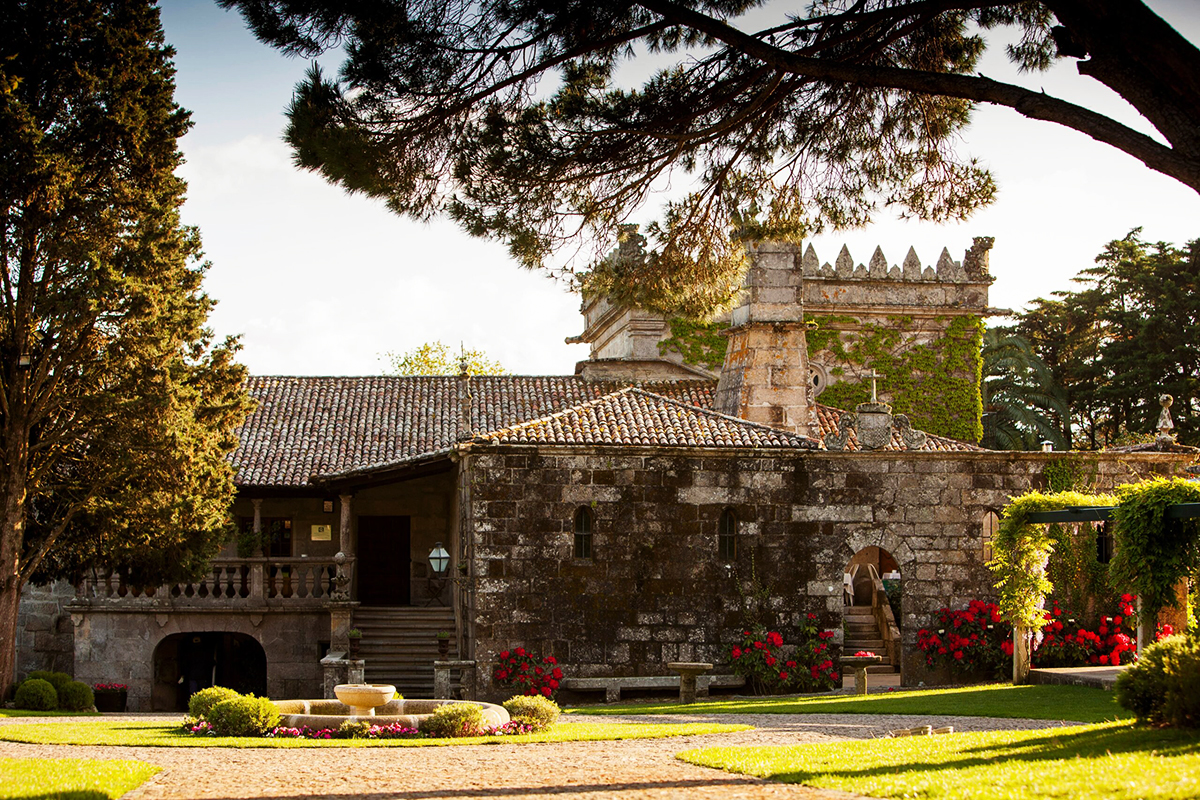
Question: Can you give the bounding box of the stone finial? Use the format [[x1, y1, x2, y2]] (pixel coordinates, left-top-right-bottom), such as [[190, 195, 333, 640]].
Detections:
[[869, 246, 888, 278], [853, 262, 868, 278], [894, 414, 928, 450], [936, 247, 965, 281], [888, 265, 901, 280], [963, 236, 995, 280], [820, 261, 836, 277], [835, 245, 854, 278], [1157, 394, 1176, 444], [902, 247, 922, 280], [802, 244, 820, 276], [824, 411, 856, 451], [331, 552, 351, 601]]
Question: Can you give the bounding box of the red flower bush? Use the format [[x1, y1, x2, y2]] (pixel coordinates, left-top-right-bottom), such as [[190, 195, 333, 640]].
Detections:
[[919, 596, 1147, 678], [917, 600, 1011, 679], [730, 618, 838, 694], [493, 649, 562, 698]]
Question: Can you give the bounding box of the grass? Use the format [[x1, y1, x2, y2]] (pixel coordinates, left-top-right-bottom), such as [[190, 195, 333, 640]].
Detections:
[[0, 719, 749, 748], [569, 683, 1131, 723], [0, 709, 97, 718], [0, 756, 160, 800], [678, 721, 1200, 800]]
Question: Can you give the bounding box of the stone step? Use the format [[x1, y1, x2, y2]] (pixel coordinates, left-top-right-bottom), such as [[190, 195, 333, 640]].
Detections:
[[845, 640, 885, 650], [842, 664, 899, 674], [351, 607, 459, 697]]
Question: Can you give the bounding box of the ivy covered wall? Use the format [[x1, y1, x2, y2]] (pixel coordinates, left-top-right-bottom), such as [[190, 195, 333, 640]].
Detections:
[[655, 313, 985, 443], [807, 314, 984, 443]]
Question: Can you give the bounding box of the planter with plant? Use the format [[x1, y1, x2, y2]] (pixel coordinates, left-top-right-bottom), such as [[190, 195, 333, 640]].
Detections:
[[347, 629, 362, 658], [93, 683, 129, 713]]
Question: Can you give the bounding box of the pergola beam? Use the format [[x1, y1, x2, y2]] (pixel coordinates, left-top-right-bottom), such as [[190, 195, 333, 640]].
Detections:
[[1025, 503, 1200, 524]]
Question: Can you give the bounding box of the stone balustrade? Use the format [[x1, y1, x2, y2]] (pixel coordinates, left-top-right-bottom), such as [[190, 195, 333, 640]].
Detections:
[[73, 557, 349, 608]]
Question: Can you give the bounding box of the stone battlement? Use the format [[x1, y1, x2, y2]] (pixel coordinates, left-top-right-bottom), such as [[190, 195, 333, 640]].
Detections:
[[799, 237, 995, 284]]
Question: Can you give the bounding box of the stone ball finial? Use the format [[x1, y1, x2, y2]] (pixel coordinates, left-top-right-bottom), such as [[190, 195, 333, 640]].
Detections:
[[1160, 394, 1174, 409], [334, 551, 347, 566]]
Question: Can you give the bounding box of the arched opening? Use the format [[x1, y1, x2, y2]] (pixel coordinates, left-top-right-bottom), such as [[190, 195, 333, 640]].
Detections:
[[843, 546, 902, 683], [152, 632, 267, 711]]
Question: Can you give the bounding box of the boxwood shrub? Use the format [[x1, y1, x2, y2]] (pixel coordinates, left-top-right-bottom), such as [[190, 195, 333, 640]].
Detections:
[[205, 694, 280, 737], [418, 702, 484, 738], [14, 678, 57, 711], [57, 680, 95, 711]]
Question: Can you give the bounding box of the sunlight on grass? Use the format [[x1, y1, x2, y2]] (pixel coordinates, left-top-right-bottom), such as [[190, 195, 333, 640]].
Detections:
[[0, 709, 97, 718], [0, 719, 749, 748], [569, 683, 1129, 722], [0, 756, 160, 800], [678, 721, 1200, 800]]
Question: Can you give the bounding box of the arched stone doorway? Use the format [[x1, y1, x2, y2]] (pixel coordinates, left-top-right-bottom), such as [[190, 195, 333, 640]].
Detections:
[[152, 632, 267, 711], [843, 546, 902, 683]]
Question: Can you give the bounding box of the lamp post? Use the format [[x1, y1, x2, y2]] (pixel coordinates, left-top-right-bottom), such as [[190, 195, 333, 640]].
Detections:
[[426, 542, 450, 606]]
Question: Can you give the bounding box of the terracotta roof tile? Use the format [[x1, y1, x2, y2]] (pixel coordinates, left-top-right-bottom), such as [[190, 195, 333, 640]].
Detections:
[[481, 388, 818, 449], [232, 375, 983, 487], [812, 404, 987, 452]]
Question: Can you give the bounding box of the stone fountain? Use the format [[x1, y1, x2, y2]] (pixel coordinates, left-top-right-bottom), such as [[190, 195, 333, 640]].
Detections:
[[273, 683, 509, 730]]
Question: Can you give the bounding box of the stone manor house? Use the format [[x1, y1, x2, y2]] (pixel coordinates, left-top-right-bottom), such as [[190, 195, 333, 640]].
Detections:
[[18, 239, 1195, 710]]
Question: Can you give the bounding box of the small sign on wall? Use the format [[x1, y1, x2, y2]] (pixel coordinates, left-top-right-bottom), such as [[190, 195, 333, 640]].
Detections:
[[311, 524, 332, 542]]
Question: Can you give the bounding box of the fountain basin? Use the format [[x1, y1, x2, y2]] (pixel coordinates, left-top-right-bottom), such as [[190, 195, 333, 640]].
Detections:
[[274, 698, 509, 731], [334, 684, 396, 716]]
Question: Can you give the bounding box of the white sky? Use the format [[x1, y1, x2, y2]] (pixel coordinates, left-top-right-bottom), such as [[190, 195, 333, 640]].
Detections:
[[159, 1, 1200, 377]]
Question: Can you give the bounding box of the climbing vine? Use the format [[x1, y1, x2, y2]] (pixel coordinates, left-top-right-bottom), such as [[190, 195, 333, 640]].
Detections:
[[990, 490, 1115, 630], [657, 318, 728, 372], [1109, 477, 1200, 620], [806, 314, 984, 442]]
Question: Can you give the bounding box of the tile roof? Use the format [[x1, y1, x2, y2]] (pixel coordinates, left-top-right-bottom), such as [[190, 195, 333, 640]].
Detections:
[[234, 376, 714, 487], [232, 375, 983, 487], [481, 388, 818, 449], [812, 404, 988, 453]]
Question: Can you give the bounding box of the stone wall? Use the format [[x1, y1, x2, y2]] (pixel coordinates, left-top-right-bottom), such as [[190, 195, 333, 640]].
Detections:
[[462, 446, 1189, 698], [16, 581, 76, 680], [68, 607, 328, 711]]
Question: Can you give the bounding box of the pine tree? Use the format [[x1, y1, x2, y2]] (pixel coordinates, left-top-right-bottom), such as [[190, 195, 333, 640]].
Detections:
[[221, 0, 1200, 315], [0, 0, 253, 689]]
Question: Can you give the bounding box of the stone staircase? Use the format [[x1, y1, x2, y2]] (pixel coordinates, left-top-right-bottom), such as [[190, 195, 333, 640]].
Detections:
[[353, 606, 457, 697], [843, 605, 900, 675]]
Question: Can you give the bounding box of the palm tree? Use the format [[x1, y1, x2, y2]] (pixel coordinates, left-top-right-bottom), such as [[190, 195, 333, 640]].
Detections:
[[981, 328, 1070, 450]]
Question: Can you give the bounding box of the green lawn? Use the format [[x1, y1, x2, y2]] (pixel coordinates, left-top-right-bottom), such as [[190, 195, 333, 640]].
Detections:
[[678, 721, 1200, 800], [569, 684, 1130, 723], [0, 719, 749, 748], [0, 709, 97, 718], [0, 756, 160, 800]]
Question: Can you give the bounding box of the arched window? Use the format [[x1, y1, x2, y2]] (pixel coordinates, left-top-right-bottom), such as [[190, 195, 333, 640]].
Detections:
[[718, 508, 737, 561], [981, 510, 1001, 562], [573, 507, 593, 559]]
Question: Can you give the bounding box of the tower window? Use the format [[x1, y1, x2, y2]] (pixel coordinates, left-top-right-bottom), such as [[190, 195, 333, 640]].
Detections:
[[574, 507, 593, 560], [719, 508, 737, 561]]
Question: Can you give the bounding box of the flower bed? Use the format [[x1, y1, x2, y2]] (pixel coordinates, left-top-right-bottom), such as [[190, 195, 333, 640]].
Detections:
[[730, 616, 838, 694], [918, 595, 1156, 678]]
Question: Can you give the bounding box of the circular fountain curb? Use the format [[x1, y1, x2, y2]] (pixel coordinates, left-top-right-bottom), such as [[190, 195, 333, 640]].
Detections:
[[274, 698, 509, 731]]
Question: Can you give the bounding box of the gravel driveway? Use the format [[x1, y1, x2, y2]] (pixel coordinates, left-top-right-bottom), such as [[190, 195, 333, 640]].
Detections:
[[0, 711, 1082, 799]]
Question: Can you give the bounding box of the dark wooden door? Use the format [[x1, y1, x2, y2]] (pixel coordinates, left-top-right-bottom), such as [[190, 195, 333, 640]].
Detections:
[[356, 516, 411, 606]]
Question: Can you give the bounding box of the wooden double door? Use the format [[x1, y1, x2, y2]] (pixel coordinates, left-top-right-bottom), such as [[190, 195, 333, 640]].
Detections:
[[356, 515, 411, 606]]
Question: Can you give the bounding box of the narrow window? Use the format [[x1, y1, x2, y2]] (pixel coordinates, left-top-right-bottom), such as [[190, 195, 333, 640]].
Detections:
[[718, 508, 737, 561], [573, 507, 593, 559], [981, 511, 1000, 562]]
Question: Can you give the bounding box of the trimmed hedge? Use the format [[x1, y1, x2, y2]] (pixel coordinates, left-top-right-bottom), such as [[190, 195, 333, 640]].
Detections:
[[57, 681, 95, 711], [187, 686, 241, 720], [1116, 635, 1200, 727], [14, 678, 57, 711], [502, 695, 560, 731], [418, 703, 484, 738], [26, 671, 72, 693], [205, 695, 280, 737]]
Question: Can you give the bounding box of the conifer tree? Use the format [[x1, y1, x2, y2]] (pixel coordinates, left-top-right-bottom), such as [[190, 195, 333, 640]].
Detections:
[[0, 0, 253, 688], [221, 0, 1200, 316]]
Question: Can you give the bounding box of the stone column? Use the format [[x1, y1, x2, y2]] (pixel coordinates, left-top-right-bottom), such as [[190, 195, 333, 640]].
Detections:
[[249, 498, 265, 600], [251, 498, 264, 557], [338, 494, 354, 557]]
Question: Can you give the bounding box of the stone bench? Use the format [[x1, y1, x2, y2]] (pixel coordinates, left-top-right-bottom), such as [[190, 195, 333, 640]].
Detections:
[[560, 673, 744, 703]]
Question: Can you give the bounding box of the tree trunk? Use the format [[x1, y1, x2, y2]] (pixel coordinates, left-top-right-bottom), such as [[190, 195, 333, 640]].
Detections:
[[0, 424, 30, 695]]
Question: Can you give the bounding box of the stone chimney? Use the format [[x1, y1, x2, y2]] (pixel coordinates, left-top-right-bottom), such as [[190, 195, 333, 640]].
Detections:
[[713, 242, 815, 436]]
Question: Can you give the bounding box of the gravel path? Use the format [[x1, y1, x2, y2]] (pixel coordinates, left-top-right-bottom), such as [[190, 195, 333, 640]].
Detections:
[[0, 711, 1083, 799]]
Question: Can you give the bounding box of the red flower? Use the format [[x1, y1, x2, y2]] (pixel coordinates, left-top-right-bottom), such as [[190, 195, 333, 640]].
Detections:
[[544, 655, 557, 665], [499, 650, 510, 660], [1122, 593, 1133, 603], [1113, 615, 1123, 626], [534, 666, 544, 675], [767, 631, 784, 647], [1001, 640, 1014, 656], [515, 647, 527, 656], [765, 655, 777, 666], [807, 613, 818, 621], [548, 679, 559, 689], [779, 671, 789, 680], [552, 667, 563, 679], [731, 647, 742, 659], [953, 651, 964, 660], [541, 686, 552, 697]]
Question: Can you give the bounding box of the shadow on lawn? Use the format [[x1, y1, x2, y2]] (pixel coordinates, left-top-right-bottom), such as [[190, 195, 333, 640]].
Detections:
[[769, 724, 1200, 785]]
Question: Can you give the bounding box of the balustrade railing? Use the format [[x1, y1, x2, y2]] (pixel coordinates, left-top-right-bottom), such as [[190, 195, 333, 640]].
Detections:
[[75, 557, 349, 607]]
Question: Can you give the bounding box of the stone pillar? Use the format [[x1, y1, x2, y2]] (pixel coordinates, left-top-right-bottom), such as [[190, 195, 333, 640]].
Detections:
[[338, 494, 354, 557], [330, 602, 353, 651], [713, 241, 814, 436]]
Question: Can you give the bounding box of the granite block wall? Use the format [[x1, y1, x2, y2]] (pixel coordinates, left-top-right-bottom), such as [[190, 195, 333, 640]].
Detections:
[[463, 447, 1188, 697]]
